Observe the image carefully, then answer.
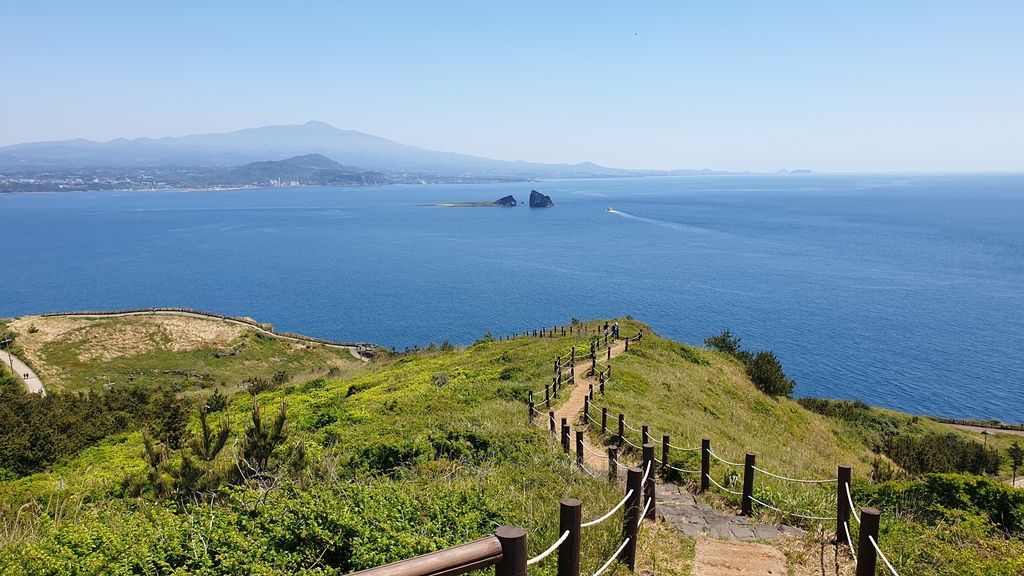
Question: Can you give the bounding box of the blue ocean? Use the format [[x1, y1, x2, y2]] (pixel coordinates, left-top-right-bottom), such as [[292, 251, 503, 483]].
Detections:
[[2, 175, 1022, 423]]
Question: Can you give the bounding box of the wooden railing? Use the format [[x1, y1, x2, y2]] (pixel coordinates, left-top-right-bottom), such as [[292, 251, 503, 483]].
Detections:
[[349, 530, 520, 576]]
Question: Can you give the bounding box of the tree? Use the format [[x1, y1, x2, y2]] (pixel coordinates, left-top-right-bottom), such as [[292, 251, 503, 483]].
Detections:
[[704, 329, 753, 364], [188, 403, 231, 486], [1009, 441, 1024, 486], [239, 396, 289, 475], [705, 330, 741, 356], [746, 350, 795, 398]]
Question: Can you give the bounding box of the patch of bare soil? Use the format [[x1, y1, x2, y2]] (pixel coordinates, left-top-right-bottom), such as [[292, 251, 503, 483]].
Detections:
[[772, 530, 856, 576], [10, 315, 246, 363], [693, 538, 787, 576]]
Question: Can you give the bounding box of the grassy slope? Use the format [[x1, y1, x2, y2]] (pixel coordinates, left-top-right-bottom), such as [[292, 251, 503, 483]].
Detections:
[[0, 317, 1021, 574], [0, 320, 686, 576]]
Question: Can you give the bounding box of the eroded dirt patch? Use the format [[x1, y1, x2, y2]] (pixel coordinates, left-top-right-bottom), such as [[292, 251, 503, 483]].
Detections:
[[10, 314, 245, 364], [693, 538, 787, 576]]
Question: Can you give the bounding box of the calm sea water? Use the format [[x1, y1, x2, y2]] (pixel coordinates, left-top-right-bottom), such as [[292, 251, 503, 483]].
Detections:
[[1, 175, 1022, 422]]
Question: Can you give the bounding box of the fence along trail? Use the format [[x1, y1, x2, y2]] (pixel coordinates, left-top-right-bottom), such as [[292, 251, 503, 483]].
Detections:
[[349, 324, 903, 576]]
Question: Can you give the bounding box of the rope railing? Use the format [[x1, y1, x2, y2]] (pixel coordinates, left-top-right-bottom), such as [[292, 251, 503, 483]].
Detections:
[[637, 498, 652, 528], [748, 496, 836, 521], [582, 441, 610, 459], [640, 461, 652, 486], [844, 521, 857, 564], [846, 483, 860, 524], [592, 538, 631, 576], [705, 473, 743, 496], [752, 465, 837, 484], [664, 462, 701, 474], [868, 535, 901, 576], [526, 530, 571, 566], [581, 490, 633, 528], [707, 449, 745, 468]]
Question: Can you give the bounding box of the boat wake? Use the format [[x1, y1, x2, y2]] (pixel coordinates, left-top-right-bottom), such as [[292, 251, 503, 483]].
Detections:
[[606, 208, 718, 235]]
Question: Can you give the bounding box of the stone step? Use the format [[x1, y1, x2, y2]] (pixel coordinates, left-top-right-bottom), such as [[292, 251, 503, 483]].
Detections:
[[654, 482, 805, 541]]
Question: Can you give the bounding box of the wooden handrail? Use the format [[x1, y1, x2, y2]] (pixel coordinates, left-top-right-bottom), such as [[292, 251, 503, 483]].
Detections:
[[348, 535, 503, 576]]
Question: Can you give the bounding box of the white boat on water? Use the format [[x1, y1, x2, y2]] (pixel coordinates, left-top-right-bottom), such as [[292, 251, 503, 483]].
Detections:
[[606, 207, 614, 212]]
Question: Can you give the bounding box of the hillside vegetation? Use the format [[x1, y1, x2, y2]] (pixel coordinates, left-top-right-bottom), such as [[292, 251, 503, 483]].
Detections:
[[0, 317, 1021, 575]]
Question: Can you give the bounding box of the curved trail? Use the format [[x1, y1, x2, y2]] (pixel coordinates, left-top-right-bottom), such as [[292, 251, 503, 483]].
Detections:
[[2, 348, 45, 396], [552, 339, 628, 471]]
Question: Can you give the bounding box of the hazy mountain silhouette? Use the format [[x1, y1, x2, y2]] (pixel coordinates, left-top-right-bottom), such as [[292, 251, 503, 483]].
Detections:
[[0, 121, 632, 177]]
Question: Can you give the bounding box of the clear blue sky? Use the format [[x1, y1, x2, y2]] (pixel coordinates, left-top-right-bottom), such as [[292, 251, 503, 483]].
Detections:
[[1, 1, 1022, 172]]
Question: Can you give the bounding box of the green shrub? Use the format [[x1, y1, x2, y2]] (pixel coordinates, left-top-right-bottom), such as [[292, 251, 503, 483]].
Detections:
[[745, 350, 795, 398], [884, 433, 1001, 476]]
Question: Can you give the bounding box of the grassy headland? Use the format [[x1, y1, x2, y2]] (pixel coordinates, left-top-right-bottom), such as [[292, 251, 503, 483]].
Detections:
[[0, 316, 1021, 574]]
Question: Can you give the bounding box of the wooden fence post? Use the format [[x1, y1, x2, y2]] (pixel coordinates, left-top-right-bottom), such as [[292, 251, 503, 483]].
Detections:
[[555, 358, 559, 374], [584, 397, 590, 422], [608, 446, 618, 480], [495, 526, 527, 576], [599, 374, 605, 395], [621, 467, 642, 571], [642, 444, 656, 520], [607, 347, 611, 361], [607, 366, 611, 379], [576, 431, 584, 468], [642, 425, 649, 446], [558, 499, 582, 576], [588, 384, 593, 399], [528, 401, 534, 423], [742, 453, 755, 516], [625, 339, 629, 352], [856, 508, 881, 576], [546, 385, 550, 406], [601, 408, 607, 434], [553, 377, 559, 399], [837, 465, 852, 545], [662, 435, 670, 475], [549, 411, 556, 434], [561, 420, 570, 454], [571, 347, 575, 366], [618, 414, 625, 444], [701, 439, 710, 492]]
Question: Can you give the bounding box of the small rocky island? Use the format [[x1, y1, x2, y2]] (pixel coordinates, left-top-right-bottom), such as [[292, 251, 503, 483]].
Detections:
[[529, 190, 554, 207], [431, 195, 518, 207]]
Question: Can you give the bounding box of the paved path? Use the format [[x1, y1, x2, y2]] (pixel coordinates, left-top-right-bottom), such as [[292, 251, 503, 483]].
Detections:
[[942, 423, 1024, 437], [2, 347, 45, 396], [657, 483, 804, 541]]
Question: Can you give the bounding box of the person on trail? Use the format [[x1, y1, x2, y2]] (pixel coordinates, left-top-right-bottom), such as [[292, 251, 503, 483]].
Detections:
[[613, 322, 619, 338]]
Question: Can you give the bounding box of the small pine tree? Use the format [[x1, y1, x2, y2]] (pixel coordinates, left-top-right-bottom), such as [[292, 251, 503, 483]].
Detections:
[[1009, 441, 1024, 485], [704, 329, 741, 356], [746, 350, 795, 398], [206, 388, 228, 412], [239, 397, 289, 474]]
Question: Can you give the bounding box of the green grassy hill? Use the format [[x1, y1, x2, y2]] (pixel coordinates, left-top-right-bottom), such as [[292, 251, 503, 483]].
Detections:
[[0, 317, 1021, 575]]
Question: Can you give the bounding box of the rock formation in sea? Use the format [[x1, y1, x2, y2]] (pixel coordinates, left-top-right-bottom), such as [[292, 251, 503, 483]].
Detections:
[[494, 195, 517, 206], [529, 190, 554, 207]]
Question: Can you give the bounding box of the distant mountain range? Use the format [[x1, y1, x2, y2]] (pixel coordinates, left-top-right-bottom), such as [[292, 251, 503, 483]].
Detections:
[[0, 121, 639, 179]]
